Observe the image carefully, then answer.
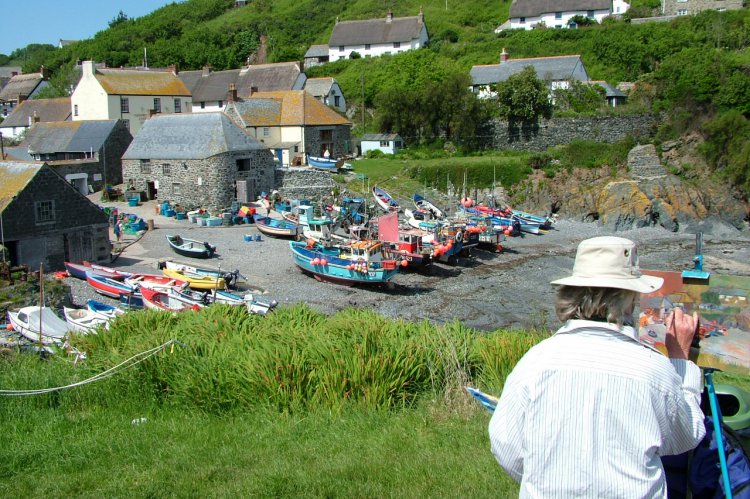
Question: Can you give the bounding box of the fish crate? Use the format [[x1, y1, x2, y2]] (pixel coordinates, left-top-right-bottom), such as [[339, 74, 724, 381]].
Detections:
[[205, 217, 223, 227]]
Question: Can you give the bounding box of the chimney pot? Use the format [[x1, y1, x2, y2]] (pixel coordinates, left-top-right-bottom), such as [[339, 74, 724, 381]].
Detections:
[[500, 48, 509, 63], [168, 64, 178, 75], [202, 65, 212, 77], [386, 9, 393, 22], [228, 83, 238, 103]]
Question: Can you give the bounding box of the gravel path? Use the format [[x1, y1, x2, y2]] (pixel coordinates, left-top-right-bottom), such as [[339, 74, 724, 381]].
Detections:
[[64, 198, 750, 332]]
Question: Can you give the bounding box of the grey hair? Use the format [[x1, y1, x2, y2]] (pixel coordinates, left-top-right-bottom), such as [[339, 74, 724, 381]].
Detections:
[[555, 286, 640, 327]]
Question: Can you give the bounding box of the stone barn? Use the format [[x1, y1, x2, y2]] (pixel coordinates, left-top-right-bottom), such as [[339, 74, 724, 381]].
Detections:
[[121, 113, 275, 213], [0, 161, 111, 270]]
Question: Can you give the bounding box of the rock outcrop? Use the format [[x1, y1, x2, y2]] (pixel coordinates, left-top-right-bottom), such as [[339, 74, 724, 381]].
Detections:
[[515, 143, 748, 233]]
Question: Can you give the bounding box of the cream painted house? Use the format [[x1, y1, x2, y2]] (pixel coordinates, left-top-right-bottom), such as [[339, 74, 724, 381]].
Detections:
[[71, 61, 192, 135]]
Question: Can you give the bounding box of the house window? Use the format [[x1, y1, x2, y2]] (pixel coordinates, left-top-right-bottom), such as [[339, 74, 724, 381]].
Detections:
[[393, 42, 401, 48], [339, 45, 344, 51], [520, 17, 526, 23], [294, 145, 299, 153], [263, 127, 270, 137], [140, 159, 151, 173], [34, 200, 55, 224], [677, 8, 688, 14], [334, 96, 340, 107], [365, 44, 371, 50], [174, 99, 181, 113], [218, 100, 223, 108], [380, 141, 389, 147], [162, 163, 171, 175], [200, 101, 206, 109], [121, 97, 129, 113], [74, 104, 78, 117], [555, 11, 562, 19], [320, 129, 333, 142], [172, 183, 181, 196], [153, 98, 161, 113], [122, 119, 129, 131], [587, 10, 594, 17]]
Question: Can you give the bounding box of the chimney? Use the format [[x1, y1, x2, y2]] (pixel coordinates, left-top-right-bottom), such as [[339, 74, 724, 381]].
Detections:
[[202, 65, 212, 77], [228, 83, 237, 103], [29, 111, 40, 126], [386, 9, 393, 23], [11, 71, 18, 77], [40, 65, 49, 80], [17, 94, 27, 105], [418, 6, 424, 24], [167, 64, 178, 75], [500, 47, 509, 64], [82, 60, 96, 77]]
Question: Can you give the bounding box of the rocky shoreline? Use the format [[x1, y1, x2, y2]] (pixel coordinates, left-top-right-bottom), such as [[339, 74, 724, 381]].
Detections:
[[57, 198, 750, 333]]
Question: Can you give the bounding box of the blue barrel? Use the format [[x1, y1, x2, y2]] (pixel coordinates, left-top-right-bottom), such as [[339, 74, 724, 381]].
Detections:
[[244, 234, 252, 242]]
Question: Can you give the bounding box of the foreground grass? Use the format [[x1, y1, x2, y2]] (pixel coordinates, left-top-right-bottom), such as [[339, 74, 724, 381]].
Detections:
[[0, 400, 518, 497]]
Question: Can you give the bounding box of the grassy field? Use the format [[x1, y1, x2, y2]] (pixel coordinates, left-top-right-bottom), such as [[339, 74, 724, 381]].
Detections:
[[1, 302, 746, 497]]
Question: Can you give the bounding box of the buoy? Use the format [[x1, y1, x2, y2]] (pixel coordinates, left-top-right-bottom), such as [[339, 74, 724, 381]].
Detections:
[[497, 244, 504, 252], [504, 229, 511, 236], [320, 259, 327, 266], [347, 264, 354, 270], [312, 258, 320, 265], [6, 323, 13, 331], [400, 260, 408, 267]]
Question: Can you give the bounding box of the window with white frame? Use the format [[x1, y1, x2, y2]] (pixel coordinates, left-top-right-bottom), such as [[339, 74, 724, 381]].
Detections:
[[162, 163, 171, 175], [120, 97, 129, 113], [263, 127, 270, 137], [520, 17, 526, 23], [140, 159, 151, 173], [334, 96, 340, 107], [174, 99, 181, 113], [34, 200, 55, 224], [74, 104, 78, 116], [339, 45, 344, 51], [153, 98, 161, 113], [122, 119, 129, 131], [677, 8, 688, 14], [393, 42, 400, 48], [172, 183, 181, 196], [365, 44, 371, 50], [587, 10, 594, 17], [380, 141, 389, 147], [555, 11, 562, 19]]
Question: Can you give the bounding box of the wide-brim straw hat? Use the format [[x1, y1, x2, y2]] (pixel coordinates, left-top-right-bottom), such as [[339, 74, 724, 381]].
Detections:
[[550, 236, 663, 293]]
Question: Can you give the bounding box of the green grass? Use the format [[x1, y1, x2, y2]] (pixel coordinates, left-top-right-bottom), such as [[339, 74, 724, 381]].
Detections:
[[0, 402, 518, 497]]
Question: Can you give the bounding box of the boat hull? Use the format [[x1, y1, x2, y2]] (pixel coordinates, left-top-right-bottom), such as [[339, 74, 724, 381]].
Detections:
[[166, 235, 216, 259], [253, 214, 299, 238], [86, 272, 136, 298], [7, 306, 74, 344], [289, 241, 399, 286]]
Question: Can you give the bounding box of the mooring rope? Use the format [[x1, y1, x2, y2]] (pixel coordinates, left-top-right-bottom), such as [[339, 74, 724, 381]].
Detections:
[[0, 339, 183, 396]]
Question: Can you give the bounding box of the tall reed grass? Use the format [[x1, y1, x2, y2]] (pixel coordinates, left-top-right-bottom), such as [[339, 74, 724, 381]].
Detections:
[[1, 304, 548, 414]]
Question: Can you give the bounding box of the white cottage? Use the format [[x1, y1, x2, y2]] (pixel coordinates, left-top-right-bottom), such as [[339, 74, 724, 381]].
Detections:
[[361, 134, 403, 156], [328, 9, 429, 62]]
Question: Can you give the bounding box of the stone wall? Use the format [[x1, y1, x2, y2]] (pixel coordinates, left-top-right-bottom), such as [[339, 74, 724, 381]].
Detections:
[[662, 0, 743, 16], [304, 125, 352, 158], [490, 114, 657, 152], [274, 168, 337, 201], [123, 149, 275, 213]]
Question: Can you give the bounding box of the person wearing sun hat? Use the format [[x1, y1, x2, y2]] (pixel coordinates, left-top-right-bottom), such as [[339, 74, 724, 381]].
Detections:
[[489, 236, 706, 498]]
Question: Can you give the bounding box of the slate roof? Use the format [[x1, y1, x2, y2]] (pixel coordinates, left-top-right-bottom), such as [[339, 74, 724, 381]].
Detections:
[[95, 68, 191, 96], [23, 120, 120, 154], [0, 67, 22, 79], [236, 63, 305, 97], [0, 97, 71, 128], [231, 91, 351, 127], [304, 44, 330, 58], [122, 112, 266, 160], [0, 161, 41, 212], [362, 133, 402, 141], [509, 0, 612, 18], [588, 80, 626, 98], [471, 55, 585, 86], [328, 15, 426, 46], [304, 77, 335, 98], [0, 72, 45, 101], [178, 69, 241, 102]]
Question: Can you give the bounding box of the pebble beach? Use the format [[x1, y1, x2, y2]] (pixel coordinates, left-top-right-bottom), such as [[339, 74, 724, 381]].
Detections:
[[63, 196, 750, 333]]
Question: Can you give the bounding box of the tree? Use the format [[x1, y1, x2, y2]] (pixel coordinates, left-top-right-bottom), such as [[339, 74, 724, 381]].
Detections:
[[494, 66, 553, 129], [553, 80, 605, 113], [109, 10, 129, 29]]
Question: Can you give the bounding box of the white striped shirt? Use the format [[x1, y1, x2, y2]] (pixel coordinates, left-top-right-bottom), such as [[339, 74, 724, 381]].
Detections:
[[489, 320, 705, 498]]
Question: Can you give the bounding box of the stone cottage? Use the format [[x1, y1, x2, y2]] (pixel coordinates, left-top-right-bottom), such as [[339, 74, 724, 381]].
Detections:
[[121, 113, 275, 212], [0, 161, 111, 270]]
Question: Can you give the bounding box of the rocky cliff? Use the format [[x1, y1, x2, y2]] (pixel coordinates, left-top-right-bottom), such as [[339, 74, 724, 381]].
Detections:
[[513, 142, 749, 234]]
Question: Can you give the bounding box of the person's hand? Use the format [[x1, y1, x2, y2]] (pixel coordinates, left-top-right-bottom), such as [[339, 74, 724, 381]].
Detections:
[[665, 308, 699, 360]]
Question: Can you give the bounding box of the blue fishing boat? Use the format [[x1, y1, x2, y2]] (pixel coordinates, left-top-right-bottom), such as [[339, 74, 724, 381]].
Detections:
[[413, 193, 444, 219], [297, 204, 335, 242], [85, 272, 137, 299], [307, 155, 351, 171], [289, 239, 401, 286], [253, 214, 299, 238]]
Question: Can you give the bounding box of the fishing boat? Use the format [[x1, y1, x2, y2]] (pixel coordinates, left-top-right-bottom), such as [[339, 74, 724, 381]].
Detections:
[[162, 267, 226, 290], [7, 306, 75, 344], [119, 292, 144, 310], [86, 299, 126, 320], [168, 287, 278, 315], [252, 214, 299, 238], [297, 204, 335, 242], [158, 260, 244, 289], [64, 261, 126, 281], [140, 286, 203, 312], [373, 211, 431, 267], [289, 239, 401, 286], [413, 193, 444, 219], [165, 234, 217, 259], [307, 155, 352, 171], [86, 272, 137, 299], [125, 273, 189, 291], [83, 262, 133, 279], [62, 306, 111, 332], [372, 186, 400, 212], [511, 210, 554, 230]]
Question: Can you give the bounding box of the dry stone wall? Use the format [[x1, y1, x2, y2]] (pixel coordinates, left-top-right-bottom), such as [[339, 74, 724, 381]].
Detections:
[[274, 168, 337, 201], [491, 114, 657, 151]]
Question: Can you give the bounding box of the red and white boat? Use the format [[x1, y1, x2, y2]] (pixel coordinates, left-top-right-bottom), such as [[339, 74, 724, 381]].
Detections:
[[65, 261, 126, 281], [86, 272, 137, 298], [140, 286, 202, 312]]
